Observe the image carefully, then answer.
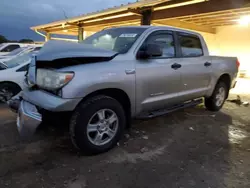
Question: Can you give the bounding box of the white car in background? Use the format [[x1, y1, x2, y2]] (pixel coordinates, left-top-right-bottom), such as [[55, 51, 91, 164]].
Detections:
[[0, 43, 42, 56], [0, 46, 41, 63], [0, 43, 29, 56], [0, 51, 37, 102]]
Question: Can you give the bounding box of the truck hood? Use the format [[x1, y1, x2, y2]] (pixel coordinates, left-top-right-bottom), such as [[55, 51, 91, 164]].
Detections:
[[36, 40, 118, 61]]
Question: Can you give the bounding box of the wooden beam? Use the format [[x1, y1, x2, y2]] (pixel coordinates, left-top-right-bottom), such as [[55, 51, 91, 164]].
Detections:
[[153, 19, 216, 34], [50, 31, 78, 36], [204, 21, 237, 26], [84, 15, 140, 27], [153, 0, 205, 11], [45, 16, 139, 33], [152, 0, 250, 21], [182, 6, 250, 19], [209, 23, 235, 27], [85, 21, 140, 30], [181, 10, 250, 22], [188, 15, 242, 24], [197, 19, 237, 25], [46, 25, 79, 33], [80, 10, 130, 23]]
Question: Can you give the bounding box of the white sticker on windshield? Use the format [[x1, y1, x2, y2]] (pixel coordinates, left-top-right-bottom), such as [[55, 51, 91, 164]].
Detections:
[[119, 34, 137, 38]]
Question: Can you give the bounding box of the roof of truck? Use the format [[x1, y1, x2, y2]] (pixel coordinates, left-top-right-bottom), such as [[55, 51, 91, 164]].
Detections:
[[106, 25, 202, 37]]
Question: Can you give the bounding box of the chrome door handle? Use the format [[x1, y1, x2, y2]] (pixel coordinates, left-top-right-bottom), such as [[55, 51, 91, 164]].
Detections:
[[125, 69, 136, 75]]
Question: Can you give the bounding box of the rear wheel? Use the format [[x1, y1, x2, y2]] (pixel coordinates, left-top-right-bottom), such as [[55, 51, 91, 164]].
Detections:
[[70, 95, 126, 155], [0, 83, 21, 103], [205, 82, 228, 111]]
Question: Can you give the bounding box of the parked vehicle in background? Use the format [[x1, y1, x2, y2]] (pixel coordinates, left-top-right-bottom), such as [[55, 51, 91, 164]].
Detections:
[[0, 46, 41, 62], [11, 26, 239, 155], [0, 43, 30, 56], [0, 51, 39, 102]]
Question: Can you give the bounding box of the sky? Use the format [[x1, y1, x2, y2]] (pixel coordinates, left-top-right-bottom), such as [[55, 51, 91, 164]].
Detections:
[[0, 0, 136, 41]]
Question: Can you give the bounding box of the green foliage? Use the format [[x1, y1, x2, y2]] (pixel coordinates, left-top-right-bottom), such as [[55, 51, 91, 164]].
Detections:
[[0, 35, 34, 44], [19, 39, 34, 43], [0, 35, 8, 43]]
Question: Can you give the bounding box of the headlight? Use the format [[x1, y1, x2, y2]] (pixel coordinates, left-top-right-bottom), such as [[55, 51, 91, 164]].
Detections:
[[36, 68, 74, 90]]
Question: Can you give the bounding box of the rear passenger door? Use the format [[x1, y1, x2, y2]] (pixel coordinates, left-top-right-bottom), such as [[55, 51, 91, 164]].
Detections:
[[177, 32, 212, 101]]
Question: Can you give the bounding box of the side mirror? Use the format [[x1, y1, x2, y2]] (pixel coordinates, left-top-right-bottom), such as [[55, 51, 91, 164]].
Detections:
[[137, 43, 163, 59]]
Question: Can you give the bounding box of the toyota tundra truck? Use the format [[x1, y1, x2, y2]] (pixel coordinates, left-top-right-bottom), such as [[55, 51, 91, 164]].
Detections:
[[10, 26, 239, 154]]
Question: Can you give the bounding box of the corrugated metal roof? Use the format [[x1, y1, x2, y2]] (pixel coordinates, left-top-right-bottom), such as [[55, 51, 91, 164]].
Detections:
[[31, 0, 171, 30]]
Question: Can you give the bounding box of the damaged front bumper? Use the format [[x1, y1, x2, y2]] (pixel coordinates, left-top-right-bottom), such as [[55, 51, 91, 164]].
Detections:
[[17, 100, 42, 137], [8, 89, 82, 137]]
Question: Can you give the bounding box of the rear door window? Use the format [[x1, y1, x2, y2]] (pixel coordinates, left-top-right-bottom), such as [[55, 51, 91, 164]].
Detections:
[[0, 44, 20, 52], [178, 33, 203, 57]]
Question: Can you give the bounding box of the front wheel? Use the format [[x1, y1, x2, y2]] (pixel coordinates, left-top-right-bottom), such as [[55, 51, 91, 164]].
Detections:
[[205, 82, 228, 111], [0, 83, 21, 103], [70, 95, 126, 155]]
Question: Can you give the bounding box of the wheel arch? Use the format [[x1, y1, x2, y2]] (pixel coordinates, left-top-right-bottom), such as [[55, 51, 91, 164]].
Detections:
[[0, 81, 22, 90], [0, 81, 22, 102], [77, 88, 132, 128], [217, 73, 231, 98]]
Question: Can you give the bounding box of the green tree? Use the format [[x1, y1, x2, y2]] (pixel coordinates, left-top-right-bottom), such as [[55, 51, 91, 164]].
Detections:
[[19, 39, 34, 43], [0, 35, 8, 43]]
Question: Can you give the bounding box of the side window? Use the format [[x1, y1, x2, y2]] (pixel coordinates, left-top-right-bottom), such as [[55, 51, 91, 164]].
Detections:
[[1, 45, 20, 52], [16, 64, 29, 72], [178, 34, 203, 57], [144, 32, 175, 58]]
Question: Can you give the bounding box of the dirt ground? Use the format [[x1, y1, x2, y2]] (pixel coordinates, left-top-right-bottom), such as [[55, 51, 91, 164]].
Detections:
[[0, 93, 250, 188]]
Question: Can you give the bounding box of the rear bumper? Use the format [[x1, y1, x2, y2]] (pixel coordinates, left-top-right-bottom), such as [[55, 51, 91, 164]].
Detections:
[[17, 100, 42, 137], [21, 89, 82, 112]]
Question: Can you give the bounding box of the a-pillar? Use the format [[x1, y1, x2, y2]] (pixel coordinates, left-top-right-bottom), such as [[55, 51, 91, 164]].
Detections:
[[140, 9, 152, 25], [78, 27, 84, 42], [45, 33, 51, 42]]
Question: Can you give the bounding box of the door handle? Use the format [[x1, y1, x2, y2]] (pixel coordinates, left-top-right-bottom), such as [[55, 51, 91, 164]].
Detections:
[[171, 63, 182, 70], [204, 62, 212, 67], [125, 69, 136, 75]]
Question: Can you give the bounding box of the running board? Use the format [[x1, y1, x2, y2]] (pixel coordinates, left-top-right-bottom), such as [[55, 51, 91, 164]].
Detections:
[[137, 98, 203, 119]]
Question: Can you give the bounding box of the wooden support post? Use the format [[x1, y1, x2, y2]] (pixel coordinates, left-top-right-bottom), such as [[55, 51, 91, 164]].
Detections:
[[141, 9, 152, 25], [78, 27, 84, 42], [45, 33, 51, 42]]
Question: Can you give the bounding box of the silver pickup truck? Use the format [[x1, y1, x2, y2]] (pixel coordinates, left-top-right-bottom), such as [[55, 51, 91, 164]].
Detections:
[[11, 26, 239, 154]]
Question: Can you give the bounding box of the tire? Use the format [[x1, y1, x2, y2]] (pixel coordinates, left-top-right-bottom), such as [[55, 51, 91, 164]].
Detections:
[[0, 83, 21, 103], [205, 81, 228, 111], [70, 95, 126, 155]]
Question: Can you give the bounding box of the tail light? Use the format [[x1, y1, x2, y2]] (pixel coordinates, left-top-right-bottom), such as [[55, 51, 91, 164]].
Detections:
[[236, 59, 240, 68]]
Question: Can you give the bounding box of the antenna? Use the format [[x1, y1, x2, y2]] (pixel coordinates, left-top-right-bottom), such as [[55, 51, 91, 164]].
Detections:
[[56, 5, 68, 19], [61, 8, 68, 19]]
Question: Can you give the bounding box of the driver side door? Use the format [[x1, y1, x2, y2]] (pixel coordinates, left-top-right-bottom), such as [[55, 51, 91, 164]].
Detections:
[[135, 30, 183, 114]]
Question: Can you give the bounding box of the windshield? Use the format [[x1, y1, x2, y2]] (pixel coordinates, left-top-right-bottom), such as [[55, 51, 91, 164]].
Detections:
[[82, 27, 147, 54], [4, 53, 31, 68], [6, 48, 25, 56]]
